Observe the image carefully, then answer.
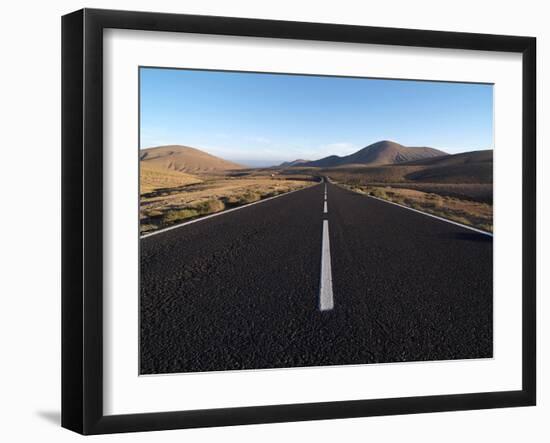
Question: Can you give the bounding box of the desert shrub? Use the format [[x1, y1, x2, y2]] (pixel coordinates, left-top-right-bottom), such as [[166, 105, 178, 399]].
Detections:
[[447, 215, 471, 225], [224, 195, 241, 205], [224, 191, 262, 206], [264, 189, 282, 198], [163, 209, 199, 223], [423, 200, 441, 209], [140, 224, 158, 233], [194, 199, 225, 214], [144, 209, 163, 218], [370, 188, 388, 199], [236, 191, 261, 204]]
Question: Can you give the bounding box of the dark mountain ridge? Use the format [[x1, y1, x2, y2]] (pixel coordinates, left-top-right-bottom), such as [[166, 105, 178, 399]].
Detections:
[[302, 140, 447, 167]]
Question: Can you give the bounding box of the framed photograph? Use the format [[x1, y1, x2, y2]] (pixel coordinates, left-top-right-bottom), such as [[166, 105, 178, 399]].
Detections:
[[62, 8, 536, 435]]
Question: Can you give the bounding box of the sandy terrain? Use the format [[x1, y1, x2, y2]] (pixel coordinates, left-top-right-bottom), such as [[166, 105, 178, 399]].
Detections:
[[339, 183, 493, 232], [140, 176, 315, 234]]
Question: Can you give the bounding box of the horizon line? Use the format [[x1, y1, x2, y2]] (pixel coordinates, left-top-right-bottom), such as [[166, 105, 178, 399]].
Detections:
[[139, 140, 493, 164]]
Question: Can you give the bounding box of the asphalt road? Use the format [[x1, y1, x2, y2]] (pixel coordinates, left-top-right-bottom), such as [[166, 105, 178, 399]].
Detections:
[[140, 181, 492, 374]]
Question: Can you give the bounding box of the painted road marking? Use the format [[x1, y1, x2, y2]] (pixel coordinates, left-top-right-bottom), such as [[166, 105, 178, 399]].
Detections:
[[367, 194, 493, 237], [319, 219, 334, 311], [141, 183, 319, 239], [323, 200, 328, 213]]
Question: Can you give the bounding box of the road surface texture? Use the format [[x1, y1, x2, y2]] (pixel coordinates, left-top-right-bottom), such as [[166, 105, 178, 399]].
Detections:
[[140, 182, 492, 374]]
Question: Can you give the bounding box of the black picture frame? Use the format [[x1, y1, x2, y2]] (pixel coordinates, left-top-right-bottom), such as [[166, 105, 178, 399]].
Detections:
[[62, 8, 536, 435]]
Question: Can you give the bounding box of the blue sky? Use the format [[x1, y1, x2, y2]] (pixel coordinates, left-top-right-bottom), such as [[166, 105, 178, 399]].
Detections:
[[140, 68, 493, 167]]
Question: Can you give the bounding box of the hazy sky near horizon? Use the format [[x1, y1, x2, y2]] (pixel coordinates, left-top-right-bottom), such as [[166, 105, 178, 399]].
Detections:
[[140, 67, 493, 166]]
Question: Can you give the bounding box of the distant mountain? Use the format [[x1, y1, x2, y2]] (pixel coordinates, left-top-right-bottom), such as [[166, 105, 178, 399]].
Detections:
[[140, 145, 245, 173], [278, 159, 311, 168], [303, 155, 342, 168], [303, 140, 447, 167], [403, 150, 493, 183], [400, 149, 492, 167], [320, 149, 492, 185]]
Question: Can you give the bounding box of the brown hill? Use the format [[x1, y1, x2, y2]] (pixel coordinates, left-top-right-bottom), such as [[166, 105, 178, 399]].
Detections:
[[303, 140, 447, 167], [278, 159, 311, 168], [140, 145, 245, 173], [403, 150, 492, 183], [317, 150, 492, 185], [140, 163, 202, 194], [400, 149, 492, 167]]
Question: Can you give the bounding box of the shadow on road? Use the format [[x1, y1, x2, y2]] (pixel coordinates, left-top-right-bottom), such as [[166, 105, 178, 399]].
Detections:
[[438, 232, 492, 242]]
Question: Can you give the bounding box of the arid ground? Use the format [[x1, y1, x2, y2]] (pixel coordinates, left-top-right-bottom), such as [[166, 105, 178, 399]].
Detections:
[[140, 142, 493, 234]]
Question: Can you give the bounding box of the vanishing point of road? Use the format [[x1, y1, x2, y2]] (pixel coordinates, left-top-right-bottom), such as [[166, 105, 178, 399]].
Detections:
[[140, 181, 493, 374]]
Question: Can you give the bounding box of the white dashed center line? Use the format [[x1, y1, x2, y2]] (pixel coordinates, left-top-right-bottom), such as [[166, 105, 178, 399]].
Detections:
[[319, 219, 334, 311], [319, 181, 334, 311]]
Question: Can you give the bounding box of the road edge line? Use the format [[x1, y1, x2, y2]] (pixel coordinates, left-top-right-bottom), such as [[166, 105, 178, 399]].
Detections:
[[141, 182, 320, 239], [367, 194, 493, 237]]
